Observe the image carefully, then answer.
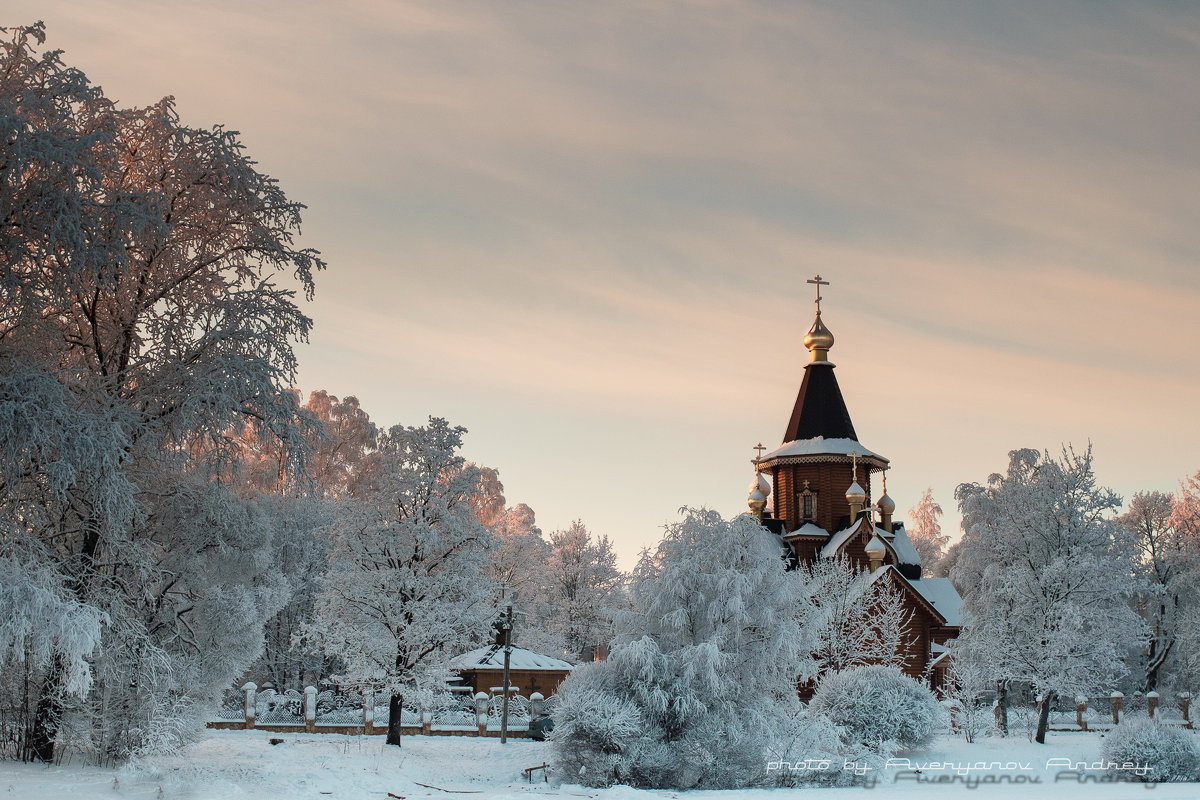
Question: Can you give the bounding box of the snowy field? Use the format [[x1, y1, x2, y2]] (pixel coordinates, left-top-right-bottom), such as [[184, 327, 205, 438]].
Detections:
[[3, 729, 1199, 800]]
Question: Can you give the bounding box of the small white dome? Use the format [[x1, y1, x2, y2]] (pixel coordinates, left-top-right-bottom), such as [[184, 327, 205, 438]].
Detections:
[[865, 535, 887, 556]]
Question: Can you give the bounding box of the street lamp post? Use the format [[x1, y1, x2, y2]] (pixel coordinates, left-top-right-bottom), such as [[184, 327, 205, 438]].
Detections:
[[499, 603, 513, 744]]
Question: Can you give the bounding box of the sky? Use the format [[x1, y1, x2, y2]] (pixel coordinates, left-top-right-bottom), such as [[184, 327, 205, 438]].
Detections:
[[10, 1, 1200, 568]]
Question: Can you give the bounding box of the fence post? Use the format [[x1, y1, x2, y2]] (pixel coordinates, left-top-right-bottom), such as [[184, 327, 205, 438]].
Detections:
[[1110, 691, 1123, 726], [304, 686, 318, 732], [475, 692, 489, 736], [1180, 692, 1192, 729], [422, 706, 432, 736], [530, 692, 545, 719], [363, 689, 375, 735], [1146, 691, 1159, 719], [1075, 696, 1088, 731], [242, 682, 257, 729]]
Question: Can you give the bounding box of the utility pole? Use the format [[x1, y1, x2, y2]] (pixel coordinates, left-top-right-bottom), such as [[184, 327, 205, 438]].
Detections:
[[499, 602, 513, 744]]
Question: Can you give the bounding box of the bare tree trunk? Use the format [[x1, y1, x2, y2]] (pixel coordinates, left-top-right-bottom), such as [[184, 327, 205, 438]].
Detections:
[[1035, 689, 1055, 744], [994, 678, 1009, 737], [386, 693, 405, 747], [31, 519, 101, 763], [30, 656, 66, 763]]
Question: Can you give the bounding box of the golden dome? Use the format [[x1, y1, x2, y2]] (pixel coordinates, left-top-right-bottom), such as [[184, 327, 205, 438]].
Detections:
[[876, 492, 896, 514], [803, 314, 835, 361], [845, 480, 867, 504]]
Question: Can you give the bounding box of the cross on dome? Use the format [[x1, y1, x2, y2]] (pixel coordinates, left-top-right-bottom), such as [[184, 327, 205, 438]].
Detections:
[[806, 274, 830, 315]]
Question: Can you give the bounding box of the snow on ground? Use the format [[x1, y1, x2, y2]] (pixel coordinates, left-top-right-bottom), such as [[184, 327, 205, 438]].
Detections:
[[2, 729, 1199, 800]]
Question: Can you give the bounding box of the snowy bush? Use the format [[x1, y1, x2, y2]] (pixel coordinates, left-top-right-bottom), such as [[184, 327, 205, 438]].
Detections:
[[807, 666, 945, 753], [1102, 718, 1200, 783], [764, 709, 881, 787]]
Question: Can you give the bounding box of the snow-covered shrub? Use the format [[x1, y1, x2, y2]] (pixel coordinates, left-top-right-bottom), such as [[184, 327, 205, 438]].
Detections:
[[550, 663, 645, 786], [807, 666, 945, 753], [1102, 718, 1200, 783], [765, 709, 881, 787]]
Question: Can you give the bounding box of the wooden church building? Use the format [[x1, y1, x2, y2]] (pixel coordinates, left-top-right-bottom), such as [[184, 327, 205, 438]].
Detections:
[[748, 277, 961, 688]]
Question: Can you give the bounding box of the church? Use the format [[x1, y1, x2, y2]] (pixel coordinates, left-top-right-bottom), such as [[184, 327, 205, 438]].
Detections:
[[747, 276, 961, 689]]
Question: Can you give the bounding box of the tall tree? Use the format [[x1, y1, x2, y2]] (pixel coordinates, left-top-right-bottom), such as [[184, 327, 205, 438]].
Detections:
[[951, 447, 1144, 743], [1166, 473, 1200, 687], [0, 23, 322, 761], [300, 419, 496, 746], [906, 488, 949, 570], [537, 521, 624, 660], [1115, 490, 1190, 690]]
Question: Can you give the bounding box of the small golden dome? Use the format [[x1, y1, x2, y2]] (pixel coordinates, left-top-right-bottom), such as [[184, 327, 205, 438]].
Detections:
[[845, 480, 867, 504], [803, 315, 835, 361], [876, 492, 896, 514]]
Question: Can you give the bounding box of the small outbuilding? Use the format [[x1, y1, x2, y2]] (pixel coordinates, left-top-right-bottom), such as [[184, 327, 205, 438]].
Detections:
[[448, 645, 574, 697]]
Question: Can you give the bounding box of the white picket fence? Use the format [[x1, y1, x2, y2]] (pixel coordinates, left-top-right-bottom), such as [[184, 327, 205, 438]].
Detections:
[[207, 683, 551, 737]]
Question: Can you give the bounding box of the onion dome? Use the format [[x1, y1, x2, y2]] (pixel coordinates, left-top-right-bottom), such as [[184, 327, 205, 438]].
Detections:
[[752, 471, 771, 500], [747, 471, 770, 517], [845, 480, 867, 505], [876, 492, 895, 514], [803, 315, 835, 362], [865, 535, 887, 558]]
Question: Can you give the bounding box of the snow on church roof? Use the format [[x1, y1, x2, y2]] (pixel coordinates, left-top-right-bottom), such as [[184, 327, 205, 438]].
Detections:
[[448, 646, 574, 672], [762, 437, 885, 462], [783, 522, 828, 540], [819, 521, 891, 559], [819, 522, 864, 558], [884, 525, 921, 567], [912, 578, 963, 627]]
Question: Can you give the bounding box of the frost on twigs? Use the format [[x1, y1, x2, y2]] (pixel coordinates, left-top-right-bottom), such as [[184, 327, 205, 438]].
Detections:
[[0, 21, 324, 763]]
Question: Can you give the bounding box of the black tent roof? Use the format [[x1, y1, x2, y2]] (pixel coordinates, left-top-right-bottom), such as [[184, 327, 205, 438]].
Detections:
[[782, 362, 858, 442]]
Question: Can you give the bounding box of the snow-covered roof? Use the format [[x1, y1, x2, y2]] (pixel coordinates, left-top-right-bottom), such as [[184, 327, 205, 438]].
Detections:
[[884, 526, 922, 567], [761, 437, 885, 462], [911, 578, 963, 627], [819, 521, 864, 558], [783, 522, 829, 540], [448, 646, 574, 672], [819, 520, 890, 559]]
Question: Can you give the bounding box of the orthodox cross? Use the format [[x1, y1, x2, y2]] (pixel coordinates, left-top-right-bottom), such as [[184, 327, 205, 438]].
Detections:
[[849, 450, 860, 483], [807, 274, 830, 315], [753, 442, 766, 463]]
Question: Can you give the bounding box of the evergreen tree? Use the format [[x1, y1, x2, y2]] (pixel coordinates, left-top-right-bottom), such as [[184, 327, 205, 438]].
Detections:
[[552, 509, 815, 789]]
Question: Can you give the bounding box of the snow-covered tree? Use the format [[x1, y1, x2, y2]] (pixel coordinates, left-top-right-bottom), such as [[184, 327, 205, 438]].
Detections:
[[0, 23, 322, 762], [951, 446, 1145, 743], [906, 488, 949, 570], [803, 557, 911, 677], [1115, 490, 1196, 691], [533, 521, 624, 661], [1166, 472, 1200, 687], [552, 509, 815, 789], [299, 418, 496, 746], [230, 390, 379, 687]]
